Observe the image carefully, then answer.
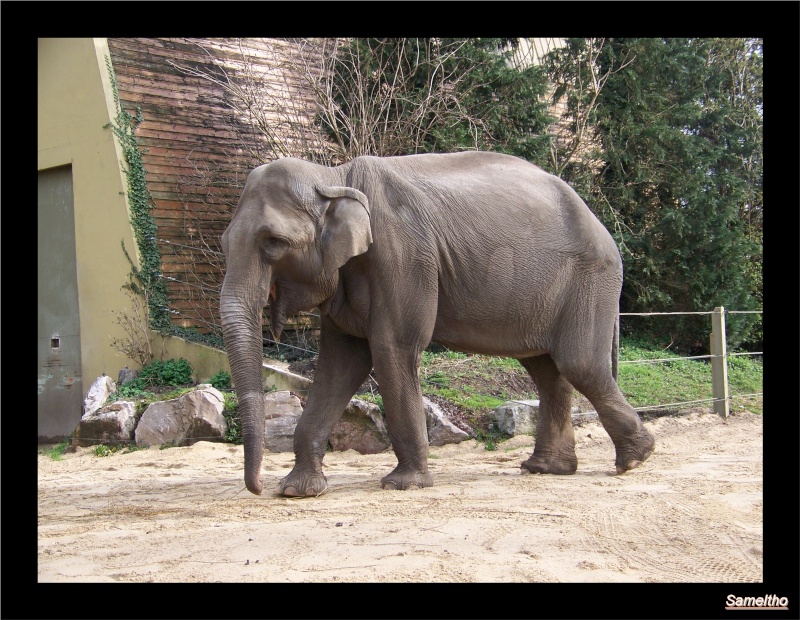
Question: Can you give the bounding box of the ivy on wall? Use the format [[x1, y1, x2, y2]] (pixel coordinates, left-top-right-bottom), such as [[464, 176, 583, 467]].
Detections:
[[104, 56, 171, 330]]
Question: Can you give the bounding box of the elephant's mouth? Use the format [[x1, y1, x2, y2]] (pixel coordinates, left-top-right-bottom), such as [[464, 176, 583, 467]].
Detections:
[[268, 280, 286, 341], [267, 275, 331, 342]]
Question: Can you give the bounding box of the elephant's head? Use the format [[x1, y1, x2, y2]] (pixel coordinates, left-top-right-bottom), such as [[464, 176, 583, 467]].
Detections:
[[219, 158, 372, 494]]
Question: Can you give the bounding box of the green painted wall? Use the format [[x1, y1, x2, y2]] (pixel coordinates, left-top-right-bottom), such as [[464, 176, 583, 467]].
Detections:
[[38, 39, 307, 439], [39, 38, 138, 405]]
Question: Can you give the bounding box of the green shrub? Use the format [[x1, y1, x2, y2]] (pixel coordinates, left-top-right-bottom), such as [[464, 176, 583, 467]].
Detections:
[[138, 358, 194, 386], [115, 378, 154, 398], [222, 393, 242, 444], [209, 370, 232, 390]]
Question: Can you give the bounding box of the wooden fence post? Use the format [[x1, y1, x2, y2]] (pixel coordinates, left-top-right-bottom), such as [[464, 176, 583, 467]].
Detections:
[[710, 306, 730, 419]]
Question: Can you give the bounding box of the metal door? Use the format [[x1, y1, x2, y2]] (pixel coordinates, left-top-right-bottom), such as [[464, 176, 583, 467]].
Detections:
[[38, 165, 83, 442]]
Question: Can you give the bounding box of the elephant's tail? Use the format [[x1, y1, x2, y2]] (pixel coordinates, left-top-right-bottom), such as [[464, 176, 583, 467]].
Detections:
[[611, 313, 619, 383]]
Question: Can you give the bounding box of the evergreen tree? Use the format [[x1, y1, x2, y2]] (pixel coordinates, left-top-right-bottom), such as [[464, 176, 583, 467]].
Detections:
[[550, 38, 762, 351], [319, 37, 762, 351]]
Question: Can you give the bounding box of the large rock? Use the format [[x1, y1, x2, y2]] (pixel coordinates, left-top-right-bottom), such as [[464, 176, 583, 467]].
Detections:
[[329, 398, 391, 454], [117, 366, 138, 385], [492, 399, 583, 436], [135, 386, 227, 447], [83, 375, 116, 418], [260, 392, 472, 454], [493, 400, 540, 436], [424, 397, 470, 445], [263, 392, 391, 454], [72, 400, 138, 447], [263, 391, 304, 453]]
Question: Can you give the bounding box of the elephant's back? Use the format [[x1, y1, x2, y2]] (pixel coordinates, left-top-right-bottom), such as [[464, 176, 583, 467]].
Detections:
[[381, 153, 558, 219], [387, 151, 551, 192], [396, 153, 615, 255], [352, 152, 620, 269]]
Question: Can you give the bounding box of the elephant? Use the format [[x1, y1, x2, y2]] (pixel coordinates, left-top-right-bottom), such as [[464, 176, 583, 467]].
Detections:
[[220, 151, 655, 496]]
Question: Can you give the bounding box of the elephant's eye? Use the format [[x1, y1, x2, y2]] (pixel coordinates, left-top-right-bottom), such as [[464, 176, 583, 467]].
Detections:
[[260, 236, 290, 262]]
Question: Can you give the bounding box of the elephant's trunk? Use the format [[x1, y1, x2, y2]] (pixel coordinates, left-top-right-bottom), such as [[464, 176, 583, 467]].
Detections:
[[220, 272, 270, 495]]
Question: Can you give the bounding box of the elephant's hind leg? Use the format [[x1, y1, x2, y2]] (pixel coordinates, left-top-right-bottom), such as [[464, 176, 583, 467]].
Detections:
[[557, 359, 655, 474], [519, 355, 578, 475], [583, 384, 654, 474]]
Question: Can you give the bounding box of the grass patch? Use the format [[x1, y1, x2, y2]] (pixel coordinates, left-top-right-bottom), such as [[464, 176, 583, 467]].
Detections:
[[618, 339, 763, 414], [473, 427, 509, 451], [357, 393, 385, 412], [423, 386, 507, 413], [40, 440, 70, 461], [727, 354, 763, 414], [93, 444, 119, 457], [417, 338, 763, 426], [419, 348, 534, 415], [91, 443, 145, 457]]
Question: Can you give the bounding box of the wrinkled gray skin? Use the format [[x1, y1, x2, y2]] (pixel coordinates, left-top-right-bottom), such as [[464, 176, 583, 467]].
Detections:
[[220, 152, 655, 496]]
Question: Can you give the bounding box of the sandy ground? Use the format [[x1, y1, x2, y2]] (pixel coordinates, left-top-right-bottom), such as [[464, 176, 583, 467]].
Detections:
[[38, 409, 763, 584]]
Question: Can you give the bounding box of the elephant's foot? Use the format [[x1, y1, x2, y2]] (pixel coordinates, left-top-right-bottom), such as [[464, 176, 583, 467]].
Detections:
[[277, 469, 328, 497], [380, 466, 433, 491], [614, 427, 655, 474], [520, 451, 578, 475]]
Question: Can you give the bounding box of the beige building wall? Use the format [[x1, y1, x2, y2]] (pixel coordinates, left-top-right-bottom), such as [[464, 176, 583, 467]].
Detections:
[[39, 38, 283, 409], [38, 38, 141, 383]]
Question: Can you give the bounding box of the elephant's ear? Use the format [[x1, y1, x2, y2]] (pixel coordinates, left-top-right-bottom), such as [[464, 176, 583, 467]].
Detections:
[[316, 185, 372, 278]]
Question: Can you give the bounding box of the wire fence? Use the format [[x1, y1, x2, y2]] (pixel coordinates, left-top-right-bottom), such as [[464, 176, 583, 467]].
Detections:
[[267, 306, 762, 420], [485, 307, 762, 421], [615, 307, 762, 419], [73, 307, 761, 447], [161, 289, 762, 422]]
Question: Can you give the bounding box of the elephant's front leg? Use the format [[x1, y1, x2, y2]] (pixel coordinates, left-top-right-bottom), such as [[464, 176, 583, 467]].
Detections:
[[371, 343, 434, 490], [278, 320, 372, 497]]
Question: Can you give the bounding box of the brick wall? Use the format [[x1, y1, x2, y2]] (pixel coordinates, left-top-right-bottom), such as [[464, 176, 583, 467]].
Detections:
[[107, 37, 324, 334], [107, 37, 575, 337]]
